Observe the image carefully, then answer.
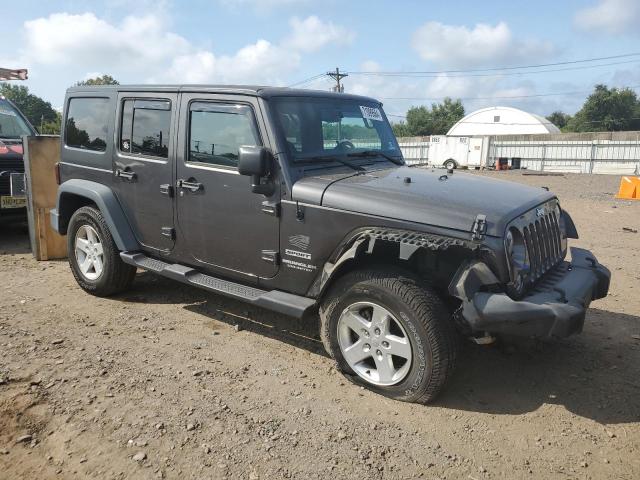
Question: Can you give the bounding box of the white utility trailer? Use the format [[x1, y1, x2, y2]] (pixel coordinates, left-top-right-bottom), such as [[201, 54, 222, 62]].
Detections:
[[428, 135, 486, 169]]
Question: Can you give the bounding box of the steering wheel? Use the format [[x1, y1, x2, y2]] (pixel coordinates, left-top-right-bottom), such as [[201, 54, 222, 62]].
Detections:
[[336, 140, 355, 151]]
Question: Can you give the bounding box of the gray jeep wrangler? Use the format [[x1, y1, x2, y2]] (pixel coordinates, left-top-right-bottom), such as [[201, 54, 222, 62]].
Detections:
[[51, 85, 610, 403]]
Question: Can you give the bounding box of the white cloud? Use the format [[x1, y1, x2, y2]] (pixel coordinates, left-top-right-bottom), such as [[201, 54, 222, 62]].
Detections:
[[23, 13, 189, 67], [17, 12, 347, 88], [163, 40, 300, 84], [284, 16, 354, 52], [574, 0, 640, 35], [411, 21, 554, 68]]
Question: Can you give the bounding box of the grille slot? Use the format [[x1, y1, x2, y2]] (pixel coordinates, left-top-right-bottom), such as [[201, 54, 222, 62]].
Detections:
[[512, 203, 564, 287]]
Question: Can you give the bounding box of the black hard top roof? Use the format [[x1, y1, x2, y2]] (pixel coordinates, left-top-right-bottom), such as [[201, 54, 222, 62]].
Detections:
[[66, 85, 380, 104]]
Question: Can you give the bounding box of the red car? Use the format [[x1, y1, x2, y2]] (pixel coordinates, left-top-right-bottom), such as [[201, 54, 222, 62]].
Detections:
[[0, 96, 37, 218]]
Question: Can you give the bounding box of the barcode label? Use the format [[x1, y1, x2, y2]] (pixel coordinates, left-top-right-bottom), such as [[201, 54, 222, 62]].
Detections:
[[360, 106, 383, 121]]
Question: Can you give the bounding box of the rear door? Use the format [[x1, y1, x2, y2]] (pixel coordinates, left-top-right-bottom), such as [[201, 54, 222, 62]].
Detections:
[[467, 137, 484, 167], [174, 93, 279, 278], [114, 92, 178, 252]]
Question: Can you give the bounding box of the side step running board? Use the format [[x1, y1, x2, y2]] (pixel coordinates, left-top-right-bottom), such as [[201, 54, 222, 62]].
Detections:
[[120, 252, 316, 318]]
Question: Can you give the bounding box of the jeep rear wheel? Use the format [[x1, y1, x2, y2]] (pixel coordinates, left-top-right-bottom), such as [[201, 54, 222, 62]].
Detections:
[[320, 268, 458, 403], [67, 206, 136, 296]]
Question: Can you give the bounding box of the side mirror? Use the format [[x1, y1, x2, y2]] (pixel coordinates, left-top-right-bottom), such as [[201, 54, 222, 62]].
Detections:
[[238, 145, 274, 195]]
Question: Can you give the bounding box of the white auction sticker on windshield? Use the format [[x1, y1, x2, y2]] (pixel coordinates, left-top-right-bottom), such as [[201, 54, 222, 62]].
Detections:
[[360, 105, 383, 121]]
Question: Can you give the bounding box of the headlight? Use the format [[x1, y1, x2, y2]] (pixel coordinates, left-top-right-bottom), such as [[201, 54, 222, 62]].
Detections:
[[505, 227, 529, 295]]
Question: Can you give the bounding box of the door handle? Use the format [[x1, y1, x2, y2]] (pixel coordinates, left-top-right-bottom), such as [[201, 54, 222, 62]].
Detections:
[[115, 168, 137, 182], [177, 179, 203, 192]]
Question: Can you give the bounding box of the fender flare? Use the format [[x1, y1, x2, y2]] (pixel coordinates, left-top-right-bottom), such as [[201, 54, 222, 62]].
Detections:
[[51, 179, 139, 251], [307, 227, 477, 298], [560, 209, 578, 239]]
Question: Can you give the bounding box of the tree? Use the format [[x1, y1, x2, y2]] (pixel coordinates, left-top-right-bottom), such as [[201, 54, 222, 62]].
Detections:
[[75, 74, 119, 86], [566, 84, 640, 132], [40, 111, 62, 135], [546, 111, 572, 130], [393, 98, 465, 137], [0, 83, 58, 131], [391, 121, 410, 137]]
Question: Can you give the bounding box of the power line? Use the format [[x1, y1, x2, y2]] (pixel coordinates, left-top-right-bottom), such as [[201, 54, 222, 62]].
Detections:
[[347, 59, 640, 79], [287, 73, 326, 88], [288, 52, 640, 90], [346, 52, 640, 76], [380, 84, 640, 101]]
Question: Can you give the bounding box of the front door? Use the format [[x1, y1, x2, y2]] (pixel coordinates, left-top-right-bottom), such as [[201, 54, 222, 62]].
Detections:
[[175, 94, 279, 278], [114, 92, 178, 252]]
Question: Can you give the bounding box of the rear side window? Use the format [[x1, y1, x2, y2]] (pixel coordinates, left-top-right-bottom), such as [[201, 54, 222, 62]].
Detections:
[[120, 99, 171, 158], [65, 97, 109, 151], [188, 102, 260, 168]]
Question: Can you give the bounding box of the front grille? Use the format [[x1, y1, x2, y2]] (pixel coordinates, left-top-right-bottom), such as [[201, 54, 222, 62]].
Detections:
[[0, 158, 25, 195], [521, 206, 564, 282]]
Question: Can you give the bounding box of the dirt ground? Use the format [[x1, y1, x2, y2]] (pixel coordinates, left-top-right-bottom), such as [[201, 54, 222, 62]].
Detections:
[[1, 171, 639, 480]]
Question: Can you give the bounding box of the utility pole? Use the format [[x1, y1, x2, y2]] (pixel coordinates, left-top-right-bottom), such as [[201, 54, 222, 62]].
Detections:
[[327, 67, 347, 93]]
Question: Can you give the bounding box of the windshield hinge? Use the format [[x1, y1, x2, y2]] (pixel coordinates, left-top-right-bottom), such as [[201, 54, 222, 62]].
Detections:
[[471, 214, 487, 242], [296, 202, 305, 222]]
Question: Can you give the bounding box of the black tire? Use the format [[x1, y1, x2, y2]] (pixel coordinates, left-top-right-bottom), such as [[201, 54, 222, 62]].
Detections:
[[67, 206, 136, 296], [320, 267, 458, 403], [444, 159, 457, 170]]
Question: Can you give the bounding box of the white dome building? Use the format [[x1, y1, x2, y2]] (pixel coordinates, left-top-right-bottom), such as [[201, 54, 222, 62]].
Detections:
[[447, 106, 561, 136]]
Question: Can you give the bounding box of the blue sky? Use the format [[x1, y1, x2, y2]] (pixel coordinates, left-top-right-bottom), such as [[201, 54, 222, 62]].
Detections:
[[2, 0, 639, 119]]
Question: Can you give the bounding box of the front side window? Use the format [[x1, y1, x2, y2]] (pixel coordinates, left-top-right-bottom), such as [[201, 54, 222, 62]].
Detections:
[[188, 102, 260, 168], [120, 99, 171, 158], [272, 97, 401, 162], [65, 97, 109, 152]]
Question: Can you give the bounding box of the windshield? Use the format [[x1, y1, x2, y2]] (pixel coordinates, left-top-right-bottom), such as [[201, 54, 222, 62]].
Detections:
[[271, 96, 402, 163], [0, 98, 34, 138]]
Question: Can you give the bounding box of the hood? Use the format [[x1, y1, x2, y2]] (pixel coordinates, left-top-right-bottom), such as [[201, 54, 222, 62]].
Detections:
[[291, 166, 554, 237]]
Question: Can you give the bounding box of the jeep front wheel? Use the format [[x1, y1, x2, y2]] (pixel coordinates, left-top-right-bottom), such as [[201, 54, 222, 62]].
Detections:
[[67, 206, 136, 296], [320, 268, 458, 403]]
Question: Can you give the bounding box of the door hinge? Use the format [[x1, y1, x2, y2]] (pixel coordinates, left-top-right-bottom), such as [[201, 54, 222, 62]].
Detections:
[[471, 214, 487, 242], [296, 202, 305, 222], [261, 250, 280, 265], [160, 184, 174, 197], [161, 227, 175, 240], [261, 200, 280, 217]]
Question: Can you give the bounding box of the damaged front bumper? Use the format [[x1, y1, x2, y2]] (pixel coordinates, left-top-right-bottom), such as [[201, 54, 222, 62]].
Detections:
[[450, 247, 611, 339]]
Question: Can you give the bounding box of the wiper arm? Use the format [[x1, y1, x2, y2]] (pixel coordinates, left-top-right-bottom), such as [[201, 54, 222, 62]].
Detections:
[[306, 155, 366, 172], [347, 150, 404, 165]]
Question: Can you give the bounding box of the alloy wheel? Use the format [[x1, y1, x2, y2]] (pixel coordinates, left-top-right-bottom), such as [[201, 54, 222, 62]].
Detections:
[[337, 301, 413, 386], [74, 225, 104, 281]]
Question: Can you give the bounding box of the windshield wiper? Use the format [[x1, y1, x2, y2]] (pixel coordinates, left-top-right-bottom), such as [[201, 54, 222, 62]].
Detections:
[[347, 150, 404, 165], [304, 155, 366, 172]]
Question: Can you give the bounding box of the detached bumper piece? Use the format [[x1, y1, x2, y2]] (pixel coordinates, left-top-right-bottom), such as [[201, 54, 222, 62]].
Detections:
[[450, 248, 610, 339]]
